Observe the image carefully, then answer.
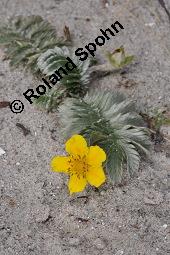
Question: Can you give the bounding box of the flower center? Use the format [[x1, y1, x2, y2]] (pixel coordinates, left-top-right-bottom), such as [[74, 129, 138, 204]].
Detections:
[[68, 155, 88, 178]]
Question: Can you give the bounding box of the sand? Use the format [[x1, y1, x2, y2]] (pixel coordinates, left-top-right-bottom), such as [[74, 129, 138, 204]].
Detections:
[[0, 0, 170, 254]]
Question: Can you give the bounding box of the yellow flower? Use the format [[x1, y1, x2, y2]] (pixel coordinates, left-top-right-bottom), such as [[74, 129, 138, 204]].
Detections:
[[51, 134, 106, 194]]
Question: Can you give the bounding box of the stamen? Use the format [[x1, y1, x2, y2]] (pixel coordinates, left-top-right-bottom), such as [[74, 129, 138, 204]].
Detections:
[[67, 153, 89, 179]]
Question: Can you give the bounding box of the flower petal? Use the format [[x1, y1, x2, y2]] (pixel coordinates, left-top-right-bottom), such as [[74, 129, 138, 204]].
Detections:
[[68, 175, 87, 194], [51, 156, 69, 173], [87, 166, 106, 187], [87, 146, 106, 166], [65, 134, 88, 156]]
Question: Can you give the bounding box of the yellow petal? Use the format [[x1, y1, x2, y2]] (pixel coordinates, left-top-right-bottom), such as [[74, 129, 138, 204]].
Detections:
[[87, 146, 106, 166], [68, 175, 87, 194], [65, 134, 88, 156], [51, 156, 69, 173], [87, 166, 106, 187]]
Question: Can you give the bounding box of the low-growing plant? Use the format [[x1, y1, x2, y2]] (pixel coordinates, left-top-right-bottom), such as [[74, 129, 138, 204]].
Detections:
[[34, 87, 66, 112], [106, 46, 134, 69], [58, 90, 150, 183], [141, 108, 170, 143], [0, 16, 134, 112], [0, 15, 69, 73], [149, 108, 170, 132], [0, 15, 151, 188], [141, 108, 170, 131], [36, 46, 91, 106], [35, 46, 134, 111]]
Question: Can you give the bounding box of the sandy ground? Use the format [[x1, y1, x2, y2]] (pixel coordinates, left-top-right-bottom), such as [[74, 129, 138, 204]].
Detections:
[[0, 0, 170, 254]]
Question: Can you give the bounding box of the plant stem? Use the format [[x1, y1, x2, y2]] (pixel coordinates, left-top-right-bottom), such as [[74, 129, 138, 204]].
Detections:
[[90, 63, 120, 76]]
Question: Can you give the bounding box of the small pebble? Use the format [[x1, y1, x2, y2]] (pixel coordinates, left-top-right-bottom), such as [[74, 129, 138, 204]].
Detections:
[[0, 147, 5, 156], [145, 22, 155, 27]]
